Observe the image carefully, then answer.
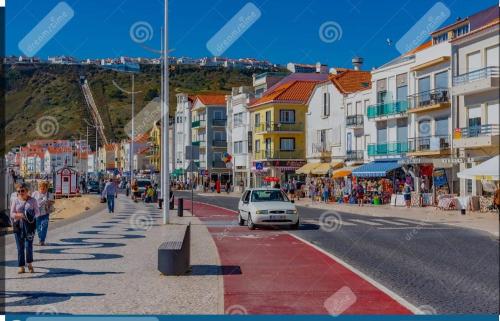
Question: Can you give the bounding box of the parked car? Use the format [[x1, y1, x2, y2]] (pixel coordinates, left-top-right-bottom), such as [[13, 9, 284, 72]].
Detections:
[[87, 181, 100, 194], [136, 179, 152, 198], [237, 188, 299, 230]]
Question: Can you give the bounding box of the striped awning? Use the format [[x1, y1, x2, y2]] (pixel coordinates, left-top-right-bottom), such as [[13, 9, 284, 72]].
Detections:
[[296, 162, 320, 174], [352, 159, 401, 178]]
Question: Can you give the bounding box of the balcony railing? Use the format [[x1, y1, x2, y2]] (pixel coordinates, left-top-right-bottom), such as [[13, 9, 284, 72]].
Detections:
[[254, 122, 304, 133], [367, 142, 409, 156], [453, 66, 499, 86], [408, 88, 450, 110], [408, 135, 450, 152], [346, 115, 364, 127], [346, 150, 364, 161], [455, 124, 500, 138], [192, 119, 206, 128], [212, 140, 227, 147], [254, 149, 304, 160], [367, 101, 408, 119], [212, 118, 227, 126], [212, 160, 227, 168], [312, 143, 330, 154]]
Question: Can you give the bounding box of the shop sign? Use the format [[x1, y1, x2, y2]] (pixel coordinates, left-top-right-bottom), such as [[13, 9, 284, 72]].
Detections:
[[433, 168, 448, 187]]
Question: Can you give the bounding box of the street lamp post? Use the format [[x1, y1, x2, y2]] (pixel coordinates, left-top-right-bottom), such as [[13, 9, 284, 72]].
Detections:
[[162, 0, 170, 224]]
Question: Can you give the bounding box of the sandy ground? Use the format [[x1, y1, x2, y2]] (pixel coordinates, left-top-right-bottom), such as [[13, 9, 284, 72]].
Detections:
[[50, 194, 102, 222]]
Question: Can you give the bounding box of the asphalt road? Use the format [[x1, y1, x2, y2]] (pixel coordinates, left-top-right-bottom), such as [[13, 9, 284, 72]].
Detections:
[[175, 191, 500, 314]]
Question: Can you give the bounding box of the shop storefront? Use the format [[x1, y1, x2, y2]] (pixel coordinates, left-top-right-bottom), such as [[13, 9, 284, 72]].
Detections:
[[253, 160, 306, 187]]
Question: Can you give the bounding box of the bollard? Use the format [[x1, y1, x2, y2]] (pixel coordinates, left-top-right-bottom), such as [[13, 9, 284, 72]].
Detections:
[[169, 195, 174, 210], [178, 198, 183, 217]]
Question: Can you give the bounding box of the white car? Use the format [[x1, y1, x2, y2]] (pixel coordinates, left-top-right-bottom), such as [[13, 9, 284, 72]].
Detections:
[[238, 188, 299, 230]]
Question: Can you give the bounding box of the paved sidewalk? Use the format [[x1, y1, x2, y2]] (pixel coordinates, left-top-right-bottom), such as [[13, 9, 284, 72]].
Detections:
[[185, 199, 415, 315], [192, 191, 499, 238], [3, 195, 223, 314]]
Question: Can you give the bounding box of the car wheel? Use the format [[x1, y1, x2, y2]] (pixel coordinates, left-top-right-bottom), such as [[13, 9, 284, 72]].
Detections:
[[238, 212, 245, 226], [247, 214, 255, 230], [291, 219, 300, 230]]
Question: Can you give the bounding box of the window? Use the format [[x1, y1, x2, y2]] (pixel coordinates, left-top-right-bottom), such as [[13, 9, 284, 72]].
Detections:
[[434, 71, 449, 89], [486, 101, 499, 125], [251, 189, 289, 202], [254, 114, 261, 127], [377, 122, 387, 144], [233, 113, 244, 127], [255, 140, 260, 152], [214, 131, 226, 141], [280, 138, 295, 151], [435, 117, 449, 136], [355, 101, 362, 115], [346, 103, 353, 116], [418, 119, 431, 137], [486, 45, 499, 68], [233, 141, 245, 154], [467, 105, 481, 128], [467, 51, 481, 73], [214, 110, 224, 120], [433, 32, 448, 44], [213, 152, 222, 161], [323, 92, 330, 116], [454, 24, 469, 37], [279, 110, 295, 123], [364, 99, 370, 115], [396, 73, 408, 101], [265, 110, 272, 125], [397, 118, 408, 142], [377, 91, 387, 104]]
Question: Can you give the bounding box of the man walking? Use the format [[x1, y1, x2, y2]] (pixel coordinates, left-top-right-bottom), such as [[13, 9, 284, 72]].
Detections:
[[102, 178, 117, 213]]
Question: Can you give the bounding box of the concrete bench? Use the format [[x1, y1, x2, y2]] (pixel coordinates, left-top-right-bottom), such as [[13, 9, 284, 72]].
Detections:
[[158, 223, 191, 275]]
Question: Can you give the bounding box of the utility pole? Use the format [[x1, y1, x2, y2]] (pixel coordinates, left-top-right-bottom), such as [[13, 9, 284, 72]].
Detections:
[[160, 27, 164, 200], [162, 0, 170, 224], [130, 73, 135, 183]]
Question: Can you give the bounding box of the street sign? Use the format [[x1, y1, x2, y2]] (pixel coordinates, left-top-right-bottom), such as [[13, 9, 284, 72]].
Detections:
[[255, 162, 263, 170]]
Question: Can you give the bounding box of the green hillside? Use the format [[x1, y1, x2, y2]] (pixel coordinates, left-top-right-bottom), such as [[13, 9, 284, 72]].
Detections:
[[4, 63, 278, 151]]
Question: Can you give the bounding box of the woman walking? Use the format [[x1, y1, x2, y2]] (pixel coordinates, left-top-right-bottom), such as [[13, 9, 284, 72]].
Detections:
[[32, 181, 53, 246], [10, 182, 40, 273], [403, 183, 412, 208]]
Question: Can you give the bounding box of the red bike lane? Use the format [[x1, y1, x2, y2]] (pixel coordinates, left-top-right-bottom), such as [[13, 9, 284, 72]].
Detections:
[[185, 200, 414, 315]]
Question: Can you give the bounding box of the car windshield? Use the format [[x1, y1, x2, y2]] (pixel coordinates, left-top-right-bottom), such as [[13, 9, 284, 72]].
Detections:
[[137, 181, 150, 187], [251, 190, 289, 202]]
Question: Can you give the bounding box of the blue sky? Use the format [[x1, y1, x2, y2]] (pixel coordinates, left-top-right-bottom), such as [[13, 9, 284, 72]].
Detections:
[[6, 0, 497, 69]]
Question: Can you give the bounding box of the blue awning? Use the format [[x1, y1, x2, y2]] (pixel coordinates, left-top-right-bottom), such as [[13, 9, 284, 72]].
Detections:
[[352, 159, 402, 178]]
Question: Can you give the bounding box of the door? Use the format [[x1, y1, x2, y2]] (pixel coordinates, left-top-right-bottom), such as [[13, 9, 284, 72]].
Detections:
[[239, 191, 251, 219], [467, 51, 481, 73], [346, 133, 352, 152], [265, 138, 272, 158]]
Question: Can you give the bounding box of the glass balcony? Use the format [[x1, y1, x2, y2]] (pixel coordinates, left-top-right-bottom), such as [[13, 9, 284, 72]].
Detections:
[[367, 142, 409, 156], [408, 135, 450, 153], [455, 124, 499, 138], [407, 88, 450, 112], [346, 115, 364, 127], [212, 118, 227, 126], [254, 122, 304, 133], [192, 119, 206, 128], [212, 140, 227, 147], [453, 66, 499, 86], [254, 149, 304, 160], [367, 101, 408, 119], [212, 160, 227, 168], [345, 150, 364, 161]]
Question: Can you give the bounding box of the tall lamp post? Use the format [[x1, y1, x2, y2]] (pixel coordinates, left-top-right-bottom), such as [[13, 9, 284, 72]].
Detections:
[[162, 0, 170, 224]]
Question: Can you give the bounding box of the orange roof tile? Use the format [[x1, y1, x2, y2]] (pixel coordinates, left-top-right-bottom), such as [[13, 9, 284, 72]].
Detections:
[[133, 132, 150, 143], [329, 70, 372, 94], [404, 40, 432, 56], [250, 80, 320, 107], [194, 94, 227, 106], [46, 147, 72, 154]]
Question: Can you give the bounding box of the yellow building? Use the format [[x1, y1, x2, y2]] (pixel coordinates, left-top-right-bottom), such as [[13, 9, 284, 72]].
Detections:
[[249, 80, 320, 185], [148, 121, 161, 172]]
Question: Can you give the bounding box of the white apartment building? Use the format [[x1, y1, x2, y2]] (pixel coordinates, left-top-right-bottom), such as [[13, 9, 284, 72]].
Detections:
[[344, 88, 371, 165], [174, 93, 193, 177], [303, 69, 371, 176], [451, 8, 499, 197], [44, 147, 74, 174], [226, 86, 254, 191]]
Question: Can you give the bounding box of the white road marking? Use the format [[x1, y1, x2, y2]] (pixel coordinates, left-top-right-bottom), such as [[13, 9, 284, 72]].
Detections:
[[396, 219, 433, 226], [288, 233, 421, 314], [372, 219, 408, 226], [348, 219, 383, 226]]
